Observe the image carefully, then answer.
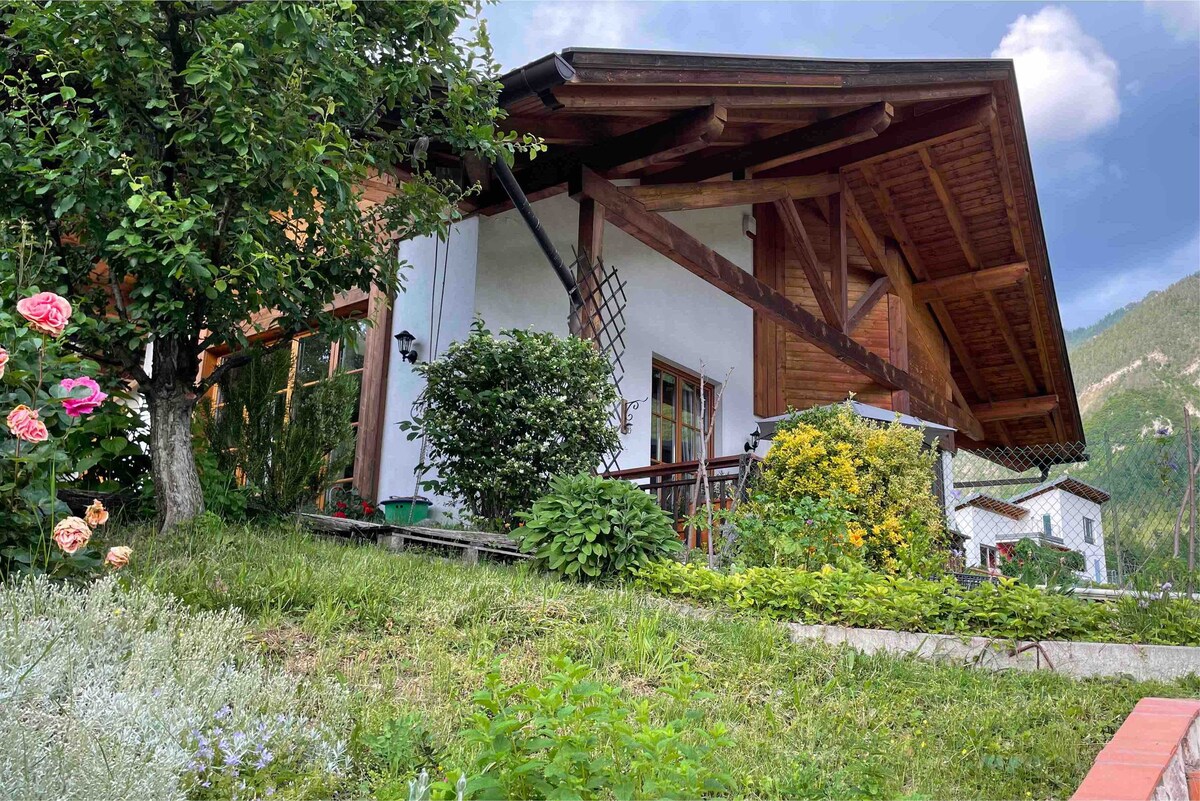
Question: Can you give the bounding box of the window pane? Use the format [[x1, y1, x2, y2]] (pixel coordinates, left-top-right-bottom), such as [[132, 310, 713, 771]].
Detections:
[[680, 426, 700, 462], [660, 373, 676, 421], [651, 367, 662, 418], [346, 372, 363, 424], [296, 333, 332, 384], [650, 415, 660, 463], [660, 418, 674, 464], [339, 322, 368, 372], [681, 381, 699, 428]]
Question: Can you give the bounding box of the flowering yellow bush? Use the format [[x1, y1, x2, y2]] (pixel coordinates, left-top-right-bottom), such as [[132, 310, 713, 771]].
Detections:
[[759, 402, 946, 575]]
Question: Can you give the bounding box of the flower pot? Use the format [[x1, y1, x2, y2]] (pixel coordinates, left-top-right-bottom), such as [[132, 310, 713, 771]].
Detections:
[[381, 496, 432, 525]]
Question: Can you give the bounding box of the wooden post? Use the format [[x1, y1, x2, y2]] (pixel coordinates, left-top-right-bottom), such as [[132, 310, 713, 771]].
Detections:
[[829, 179, 848, 328], [574, 197, 605, 341], [888, 292, 909, 414]]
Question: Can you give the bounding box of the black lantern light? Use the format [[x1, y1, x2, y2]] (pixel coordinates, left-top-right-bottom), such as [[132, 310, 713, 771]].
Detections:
[[394, 330, 418, 363]]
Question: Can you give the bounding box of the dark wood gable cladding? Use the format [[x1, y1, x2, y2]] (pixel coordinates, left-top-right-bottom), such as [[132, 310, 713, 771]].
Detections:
[[478, 48, 1084, 455]]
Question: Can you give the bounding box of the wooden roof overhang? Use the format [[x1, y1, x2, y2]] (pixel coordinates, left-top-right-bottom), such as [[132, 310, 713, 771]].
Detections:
[[467, 48, 1083, 456]]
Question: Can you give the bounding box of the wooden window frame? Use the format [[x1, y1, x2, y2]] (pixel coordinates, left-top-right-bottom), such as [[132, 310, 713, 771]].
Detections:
[[649, 359, 715, 466]]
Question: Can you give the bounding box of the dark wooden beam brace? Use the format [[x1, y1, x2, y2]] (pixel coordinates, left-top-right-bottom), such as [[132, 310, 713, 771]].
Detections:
[[845, 275, 890, 335], [762, 94, 997, 177], [573, 198, 605, 341], [649, 102, 893, 183], [472, 105, 727, 211], [972, 395, 1059, 423], [888, 294, 909, 413], [919, 146, 981, 269], [829, 180, 847, 325], [912, 262, 1030, 303], [773, 197, 843, 327], [571, 166, 982, 439], [624, 174, 840, 212]]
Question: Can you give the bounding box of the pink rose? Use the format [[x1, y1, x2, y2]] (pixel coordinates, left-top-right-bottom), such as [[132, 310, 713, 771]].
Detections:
[[104, 546, 132, 569], [53, 516, 92, 555], [16, 292, 72, 337], [6, 405, 48, 443], [0, 347, 7, 379], [60, 376, 108, 418]]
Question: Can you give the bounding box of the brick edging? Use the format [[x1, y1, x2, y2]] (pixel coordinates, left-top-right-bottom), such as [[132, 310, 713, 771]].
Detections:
[[1072, 697, 1200, 801]]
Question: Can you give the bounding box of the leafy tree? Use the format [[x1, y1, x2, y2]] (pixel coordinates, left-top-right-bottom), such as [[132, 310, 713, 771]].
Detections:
[[0, 1, 536, 527]]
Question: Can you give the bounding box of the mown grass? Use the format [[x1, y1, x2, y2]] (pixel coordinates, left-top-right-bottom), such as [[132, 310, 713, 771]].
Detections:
[[127, 520, 1200, 799]]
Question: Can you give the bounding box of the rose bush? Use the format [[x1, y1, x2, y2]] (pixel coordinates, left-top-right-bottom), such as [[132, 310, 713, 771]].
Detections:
[[1, 285, 131, 581]]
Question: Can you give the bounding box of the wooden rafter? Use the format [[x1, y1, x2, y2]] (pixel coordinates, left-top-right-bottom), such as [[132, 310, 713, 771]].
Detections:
[[829, 180, 848, 325], [773, 197, 843, 327], [473, 104, 727, 211], [911, 262, 1030, 303], [971, 395, 1059, 423], [649, 102, 894, 183], [624, 174, 839, 211], [763, 94, 997, 177], [571, 166, 982, 438], [844, 275, 890, 335], [987, 118, 1026, 260]]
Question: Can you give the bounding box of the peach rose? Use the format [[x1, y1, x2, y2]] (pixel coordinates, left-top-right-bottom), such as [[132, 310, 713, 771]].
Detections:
[[17, 292, 72, 337], [0, 347, 8, 379], [52, 516, 92, 555], [60, 376, 108, 418], [104, 546, 132, 569], [85, 499, 109, 528], [6, 405, 48, 443]]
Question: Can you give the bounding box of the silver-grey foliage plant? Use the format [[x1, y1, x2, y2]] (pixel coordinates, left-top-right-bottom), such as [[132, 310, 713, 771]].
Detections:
[[0, 577, 350, 800]]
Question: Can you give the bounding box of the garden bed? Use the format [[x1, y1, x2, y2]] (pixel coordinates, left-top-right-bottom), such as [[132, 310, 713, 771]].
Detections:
[[117, 520, 1200, 800]]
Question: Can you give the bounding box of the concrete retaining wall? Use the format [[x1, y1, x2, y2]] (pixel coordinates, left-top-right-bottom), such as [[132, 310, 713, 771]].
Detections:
[[786, 623, 1200, 682]]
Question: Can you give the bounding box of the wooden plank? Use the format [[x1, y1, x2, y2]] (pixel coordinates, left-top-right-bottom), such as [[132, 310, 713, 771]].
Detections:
[[764, 94, 998, 177], [971, 395, 1059, 423], [574, 197, 605, 340], [773, 197, 843, 327], [572, 166, 981, 438], [829, 181, 848, 325], [858, 164, 929, 279], [650, 102, 893, 183], [912, 261, 1030, 302], [987, 118, 1026, 260], [928, 298, 990, 402], [888, 294, 909, 413], [919, 146, 981, 269], [753, 203, 787, 417], [624, 174, 840, 211], [845, 275, 890, 335], [986, 292, 1040, 394], [553, 83, 995, 111]]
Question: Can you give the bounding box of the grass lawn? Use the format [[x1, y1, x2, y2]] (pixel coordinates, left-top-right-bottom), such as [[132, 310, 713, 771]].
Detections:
[[127, 520, 1199, 799]]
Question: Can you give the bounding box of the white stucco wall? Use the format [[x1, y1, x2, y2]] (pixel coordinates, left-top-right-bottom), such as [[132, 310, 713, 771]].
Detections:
[[1021, 489, 1107, 582], [378, 192, 761, 519], [954, 505, 1020, 568]]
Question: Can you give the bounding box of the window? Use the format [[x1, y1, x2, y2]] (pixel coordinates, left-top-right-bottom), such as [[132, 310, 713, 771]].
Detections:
[[980, 545, 999, 571], [1083, 517, 1095, 544], [650, 361, 714, 465], [215, 320, 367, 499], [1042, 514, 1053, 538]]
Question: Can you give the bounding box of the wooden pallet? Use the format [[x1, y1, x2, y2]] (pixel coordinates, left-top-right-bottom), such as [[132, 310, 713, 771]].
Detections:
[[298, 513, 528, 564]]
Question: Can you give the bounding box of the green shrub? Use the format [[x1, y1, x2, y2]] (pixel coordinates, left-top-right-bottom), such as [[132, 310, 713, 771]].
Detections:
[[518, 474, 681, 580], [636, 559, 1200, 646], [729, 493, 861, 571], [1000, 538, 1085, 589], [757, 402, 947, 575], [404, 322, 619, 531], [444, 657, 731, 800], [198, 347, 358, 515]]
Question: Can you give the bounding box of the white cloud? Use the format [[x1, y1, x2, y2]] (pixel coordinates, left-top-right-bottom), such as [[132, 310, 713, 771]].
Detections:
[[1053, 150, 1125, 198], [1145, 0, 1200, 41], [482, 1, 656, 72], [1058, 231, 1200, 329], [993, 7, 1121, 142]]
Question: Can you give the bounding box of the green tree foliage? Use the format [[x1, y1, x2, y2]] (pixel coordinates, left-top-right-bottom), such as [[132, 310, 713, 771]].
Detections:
[[405, 322, 620, 531], [198, 348, 357, 515], [0, 1, 538, 527], [518, 474, 682, 580]]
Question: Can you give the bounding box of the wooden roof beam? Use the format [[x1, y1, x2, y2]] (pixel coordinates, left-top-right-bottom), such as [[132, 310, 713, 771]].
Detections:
[[624, 174, 840, 211], [773, 197, 844, 328], [762, 94, 997, 177], [571, 165, 981, 439], [918, 146, 981, 269], [912, 261, 1030, 303], [649, 102, 894, 183], [844, 275, 890, 335], [972, 395, 1059, 423]]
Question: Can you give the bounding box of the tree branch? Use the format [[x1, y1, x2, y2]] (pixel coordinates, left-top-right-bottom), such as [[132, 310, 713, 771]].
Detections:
[[193, 334, 295, 397]]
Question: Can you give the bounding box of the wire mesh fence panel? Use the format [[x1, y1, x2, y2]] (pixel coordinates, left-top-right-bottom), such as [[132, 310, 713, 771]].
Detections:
[[947, 427, 1197, 592]]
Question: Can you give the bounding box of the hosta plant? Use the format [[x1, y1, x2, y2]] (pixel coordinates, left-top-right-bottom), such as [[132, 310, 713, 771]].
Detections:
[[518, 474, 681, 580]]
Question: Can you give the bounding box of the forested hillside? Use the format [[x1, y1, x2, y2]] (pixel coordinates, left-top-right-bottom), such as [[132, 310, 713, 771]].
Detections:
[[1066, 273, 1200, 438]]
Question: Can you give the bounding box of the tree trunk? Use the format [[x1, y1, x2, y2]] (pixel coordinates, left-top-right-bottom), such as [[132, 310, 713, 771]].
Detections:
[[147, 338, 205, 529]]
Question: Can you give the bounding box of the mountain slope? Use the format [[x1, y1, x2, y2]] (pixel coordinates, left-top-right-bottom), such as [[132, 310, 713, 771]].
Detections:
[[1067, 273, 1200, 438]]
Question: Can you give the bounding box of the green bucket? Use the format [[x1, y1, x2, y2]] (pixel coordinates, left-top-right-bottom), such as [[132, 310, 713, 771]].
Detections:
[[381, 496, 432, 525]]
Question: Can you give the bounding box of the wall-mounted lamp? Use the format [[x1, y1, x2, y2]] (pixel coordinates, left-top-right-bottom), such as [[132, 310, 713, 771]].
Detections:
[[394, 330, 418, 363]]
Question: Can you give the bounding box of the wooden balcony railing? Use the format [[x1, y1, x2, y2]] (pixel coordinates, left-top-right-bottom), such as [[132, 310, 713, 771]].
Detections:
[[603, 454, 761, 548]]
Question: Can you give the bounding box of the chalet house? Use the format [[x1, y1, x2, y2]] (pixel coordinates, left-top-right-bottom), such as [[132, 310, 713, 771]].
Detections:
[[205, 49, 1085, 522], [953, 476, 1110, 582]]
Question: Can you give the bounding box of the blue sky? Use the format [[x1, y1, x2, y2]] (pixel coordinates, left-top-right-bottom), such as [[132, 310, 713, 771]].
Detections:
[[475, 1, 1200, 330]]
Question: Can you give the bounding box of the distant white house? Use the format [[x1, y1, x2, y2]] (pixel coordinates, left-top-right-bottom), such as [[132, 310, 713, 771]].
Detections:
[[953, 476, 1110, 583]]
